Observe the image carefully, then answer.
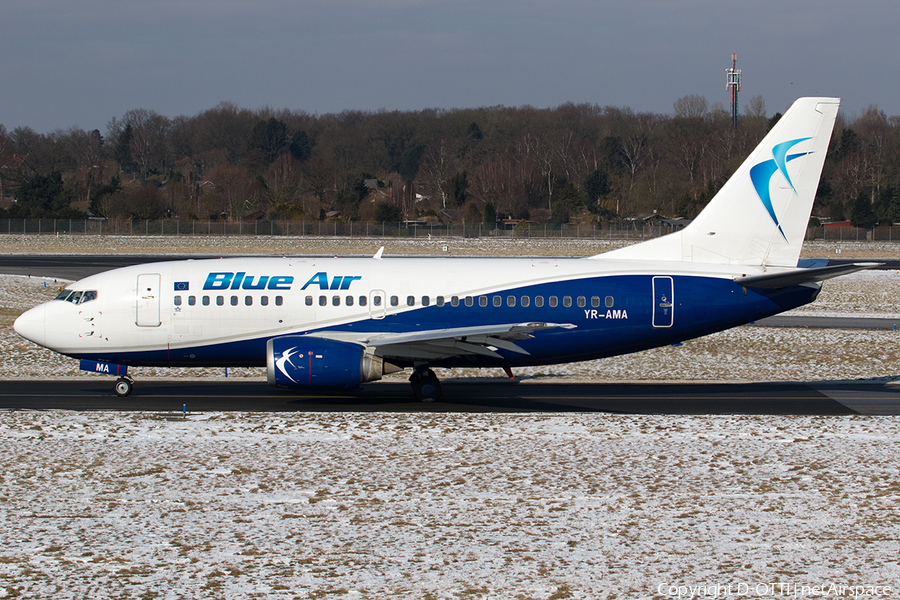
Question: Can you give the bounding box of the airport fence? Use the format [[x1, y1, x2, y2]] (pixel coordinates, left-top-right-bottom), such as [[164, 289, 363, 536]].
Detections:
[[1, 218, 682, 240], [0, 218, 897, 242]]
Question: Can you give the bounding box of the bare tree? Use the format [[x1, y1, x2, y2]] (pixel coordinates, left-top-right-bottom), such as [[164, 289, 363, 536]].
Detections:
[[673, 94, 709, 119], [745, 95, 767, 120], [421, 139, 460, 209], [121, 108, 171, 175]]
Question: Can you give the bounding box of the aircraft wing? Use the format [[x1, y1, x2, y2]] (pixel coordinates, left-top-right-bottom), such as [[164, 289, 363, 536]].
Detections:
[[734, 262, 882, 289], [310, 322, 577, 361]]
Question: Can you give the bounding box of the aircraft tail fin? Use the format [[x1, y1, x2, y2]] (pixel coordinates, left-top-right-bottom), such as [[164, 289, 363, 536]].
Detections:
[[595, 97, 840, 267]]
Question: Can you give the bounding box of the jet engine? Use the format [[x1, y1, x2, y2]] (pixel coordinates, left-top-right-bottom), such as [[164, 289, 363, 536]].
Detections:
[[266, 336, 391, 389]]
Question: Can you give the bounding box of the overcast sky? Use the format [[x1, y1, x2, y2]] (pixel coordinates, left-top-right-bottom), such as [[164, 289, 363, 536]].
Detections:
[[1, 0, 898, 133]]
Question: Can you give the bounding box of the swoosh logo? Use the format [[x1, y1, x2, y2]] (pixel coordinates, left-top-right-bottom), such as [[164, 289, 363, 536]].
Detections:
[[749, 137, 812, 242], [275, 346, 302, 383]]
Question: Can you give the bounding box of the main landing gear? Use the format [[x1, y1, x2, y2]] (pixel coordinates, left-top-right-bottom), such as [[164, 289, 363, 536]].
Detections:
[[114, 376, 135, 397], [410, 368, 442, 402]]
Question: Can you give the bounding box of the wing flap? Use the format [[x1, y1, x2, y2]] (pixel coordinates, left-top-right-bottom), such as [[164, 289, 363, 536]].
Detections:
[[308, 322, 575, 362]]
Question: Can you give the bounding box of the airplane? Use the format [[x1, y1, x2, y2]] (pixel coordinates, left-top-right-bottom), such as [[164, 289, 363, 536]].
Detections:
[[13, 97, 877, 401]]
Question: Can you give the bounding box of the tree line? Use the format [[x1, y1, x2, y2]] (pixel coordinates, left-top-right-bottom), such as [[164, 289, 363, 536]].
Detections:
[[1, 95, 898, 228]]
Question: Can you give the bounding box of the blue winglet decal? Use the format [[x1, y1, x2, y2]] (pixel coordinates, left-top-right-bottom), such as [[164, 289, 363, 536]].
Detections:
[[750, 137, 813, 242]]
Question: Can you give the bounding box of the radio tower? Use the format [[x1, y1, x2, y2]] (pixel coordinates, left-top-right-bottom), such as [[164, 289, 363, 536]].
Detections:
[[726, 53, 741, 127]]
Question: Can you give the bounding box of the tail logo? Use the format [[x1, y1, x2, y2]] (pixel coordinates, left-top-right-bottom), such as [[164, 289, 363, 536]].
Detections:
[[749, 137, 812, 242]]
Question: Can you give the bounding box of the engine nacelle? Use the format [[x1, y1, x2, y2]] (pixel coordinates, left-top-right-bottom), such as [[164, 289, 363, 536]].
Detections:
[[266, 336, 387, 389]]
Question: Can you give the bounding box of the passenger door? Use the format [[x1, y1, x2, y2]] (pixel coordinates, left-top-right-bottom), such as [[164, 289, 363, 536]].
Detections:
[[136, 273, 161, 327]]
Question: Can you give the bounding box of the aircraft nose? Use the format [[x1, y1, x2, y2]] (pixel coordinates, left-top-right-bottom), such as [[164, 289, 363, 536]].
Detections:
[[14, 304, 47, 347]]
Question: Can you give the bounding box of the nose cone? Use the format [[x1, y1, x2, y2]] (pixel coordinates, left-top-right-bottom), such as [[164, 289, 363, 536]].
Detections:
[[14, 304, 47, 347]]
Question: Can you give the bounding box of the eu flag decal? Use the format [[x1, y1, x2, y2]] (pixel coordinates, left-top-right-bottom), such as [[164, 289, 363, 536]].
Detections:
[[174, 281, 189, 291]]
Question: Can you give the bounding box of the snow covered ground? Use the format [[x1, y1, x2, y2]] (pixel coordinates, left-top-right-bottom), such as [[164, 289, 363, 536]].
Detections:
[[1, 411, 898, 599], [2, 233, 900, 258]]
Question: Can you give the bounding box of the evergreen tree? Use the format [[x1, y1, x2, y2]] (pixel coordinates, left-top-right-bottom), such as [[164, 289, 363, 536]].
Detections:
[[374, 202, 401, 222], [248, 117, 288, 165], [583, 169, 611, 213], [113, 124, 135, 172], [12, 171, 79, 217], [850, 192, 877, 228], [289, 130, 312, 162], [449, 171, 469, 207], [399, 145, 426, 181], [483, 201, 496, 227]]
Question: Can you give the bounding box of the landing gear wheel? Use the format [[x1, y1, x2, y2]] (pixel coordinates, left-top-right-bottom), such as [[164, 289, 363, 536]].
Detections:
[[114, 377, 134, 397], [410, 368, 442, 402]]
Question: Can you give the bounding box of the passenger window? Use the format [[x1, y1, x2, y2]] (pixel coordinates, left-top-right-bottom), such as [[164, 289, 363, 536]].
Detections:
[[507, 296, 516, 307], [261, 296, 268, 306], [465, 296, 473, 307], [563, 296, 572, 308], [216, 296, 224, 306], [407, 296, 415, 306], [390, 296, 399, 307], [577, 296, 585, 308], [188, 296, 196, 306], [245, 296, 252, 306], [605, 296, 614, 308], [478, 296, 487, 307], [231, 296, 238, 306], [535, 296, 544, 308], [549, 296, 558, 307], [592, 296, 600, 308], [174, 295, 182, 306], [305, 296, 313, 306], [359, 296, 367, 307], [319, 296, 327, 307], [275, 296, 283, 306], [346, 296, 354, 307], [521, 296, 530, 308], [451, 296, 459, 307], [436, 296, 445, 307], [493, 296, 502, 307], [422, 296, 430, 307], [374, 296, 382, 307], [333, 296, 340, 306], [203, 296, 210, 306]]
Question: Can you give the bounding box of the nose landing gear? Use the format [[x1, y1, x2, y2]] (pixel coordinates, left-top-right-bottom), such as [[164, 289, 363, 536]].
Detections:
[[114, 376, 134, 397]]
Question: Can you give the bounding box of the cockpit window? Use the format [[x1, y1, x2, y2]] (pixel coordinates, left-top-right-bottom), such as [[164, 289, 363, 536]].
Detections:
[[54, 289, 98, 304]]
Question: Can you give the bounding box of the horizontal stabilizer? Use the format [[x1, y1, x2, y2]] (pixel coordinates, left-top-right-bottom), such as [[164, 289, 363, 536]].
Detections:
[[734, 262, 881, 289]]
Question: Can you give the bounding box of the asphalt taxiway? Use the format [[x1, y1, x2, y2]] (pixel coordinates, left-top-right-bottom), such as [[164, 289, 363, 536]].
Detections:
[[1, 378, 899, 415]]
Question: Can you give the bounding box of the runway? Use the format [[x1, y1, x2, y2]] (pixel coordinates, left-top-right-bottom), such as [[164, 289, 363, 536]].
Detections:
[[2, 378, 899, 415]]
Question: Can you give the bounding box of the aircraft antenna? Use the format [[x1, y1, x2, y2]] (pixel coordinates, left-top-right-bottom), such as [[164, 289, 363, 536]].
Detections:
[[726, 53, 741, 127]]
